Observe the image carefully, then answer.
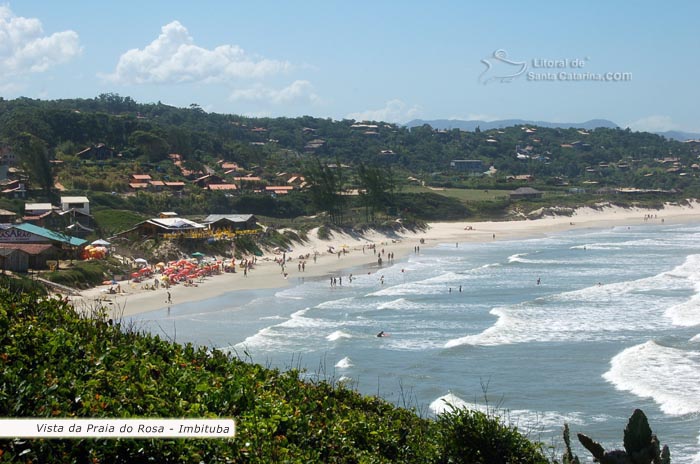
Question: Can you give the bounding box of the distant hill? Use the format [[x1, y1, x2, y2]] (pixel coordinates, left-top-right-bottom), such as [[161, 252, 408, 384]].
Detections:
[[405, 118, 619, 131], [656, 130, 700, 142], [405, 118, 700, 141]]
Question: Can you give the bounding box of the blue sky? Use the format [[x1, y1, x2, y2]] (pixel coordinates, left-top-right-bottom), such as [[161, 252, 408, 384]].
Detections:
[[1, 1, 698, 132]]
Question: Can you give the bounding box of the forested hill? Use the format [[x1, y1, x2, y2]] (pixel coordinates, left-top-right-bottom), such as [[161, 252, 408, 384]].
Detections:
[[1, 94, 698, 192]]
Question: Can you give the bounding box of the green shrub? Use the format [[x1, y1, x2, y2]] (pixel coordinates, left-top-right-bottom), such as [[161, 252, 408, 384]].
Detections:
[[435, 407, 548, 464]]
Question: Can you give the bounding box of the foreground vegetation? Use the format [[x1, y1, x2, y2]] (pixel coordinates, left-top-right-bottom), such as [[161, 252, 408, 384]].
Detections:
[[0, 288, 549, 463]]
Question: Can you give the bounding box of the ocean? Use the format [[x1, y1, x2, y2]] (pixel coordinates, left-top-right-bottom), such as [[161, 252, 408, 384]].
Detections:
[[129, 221, 700, 462]]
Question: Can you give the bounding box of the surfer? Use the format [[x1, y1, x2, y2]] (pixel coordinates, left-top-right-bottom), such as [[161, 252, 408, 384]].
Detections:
[[376, 331, 388, 338]]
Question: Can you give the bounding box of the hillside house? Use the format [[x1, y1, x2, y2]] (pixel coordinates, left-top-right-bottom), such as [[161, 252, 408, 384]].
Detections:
[[76, 143, 116, 160], [60, 196, 90, 215]]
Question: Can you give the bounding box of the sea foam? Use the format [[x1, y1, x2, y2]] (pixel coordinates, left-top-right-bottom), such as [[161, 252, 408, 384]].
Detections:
[[603, 341, 700, 416]]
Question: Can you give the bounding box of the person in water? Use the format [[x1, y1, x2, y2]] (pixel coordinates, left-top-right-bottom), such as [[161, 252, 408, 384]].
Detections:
[[377, 331, 386, 337]]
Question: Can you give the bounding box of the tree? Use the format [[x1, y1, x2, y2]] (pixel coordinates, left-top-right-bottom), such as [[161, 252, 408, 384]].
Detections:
[[303, 157, 346, 224], [14, 132, 53, 195], [129, 130, 170, 162], [357, 162, 396, 221]]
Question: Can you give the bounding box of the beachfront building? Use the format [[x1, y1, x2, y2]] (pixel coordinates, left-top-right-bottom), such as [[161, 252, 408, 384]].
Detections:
[[0, 223, 86, 269], [203, 214, 259, 233], [116, 217, 207, 239]]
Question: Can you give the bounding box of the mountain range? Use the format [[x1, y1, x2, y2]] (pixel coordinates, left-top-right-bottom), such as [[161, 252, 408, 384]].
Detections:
[[405, 119, 700, 141]]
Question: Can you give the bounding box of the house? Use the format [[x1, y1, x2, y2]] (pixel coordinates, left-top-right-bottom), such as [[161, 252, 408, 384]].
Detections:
[[0, 243, 56, 271], [0, 179, 25, 198], [117, 217, 206, 238], [203, 214, 259, 232], [0, 223, 86, 266], [304, 139, 326, 153], [207, 184, 238, 192], [164, 181, 186, 192], [148, 180, 165, 192], [450, 160, 485, 174], [130, 174, 152, 182], [76, 143, 116, 160], [219, 161, 239, 171], [287, 175, 305, 185], [24, 203, 54, 217], [0, 209, 16, 223], [509, 187, 543, 200], [265, 186, 294, 195], [192, 174, 225, 188], [60, 196, 90, 215], [0, 146, 16, 165], [506, 174, 535, 182]]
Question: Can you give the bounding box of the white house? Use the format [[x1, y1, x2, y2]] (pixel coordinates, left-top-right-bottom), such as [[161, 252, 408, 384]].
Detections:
[[60, 196, 90, 215]]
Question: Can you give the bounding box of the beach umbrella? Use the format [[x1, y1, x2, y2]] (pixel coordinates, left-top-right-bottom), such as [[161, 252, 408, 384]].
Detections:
[[91, 239, 111, 246], [192, 252, 205, 258], [134, 258, 148, 265], [131, 272, 140, 278]]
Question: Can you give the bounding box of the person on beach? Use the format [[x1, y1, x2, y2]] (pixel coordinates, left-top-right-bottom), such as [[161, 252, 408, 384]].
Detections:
[[166, 291, 172, 304]]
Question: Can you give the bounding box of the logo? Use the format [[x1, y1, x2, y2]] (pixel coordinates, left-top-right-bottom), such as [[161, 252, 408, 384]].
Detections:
[[478, 49, 632, 84], [479, 49, 528, 84]]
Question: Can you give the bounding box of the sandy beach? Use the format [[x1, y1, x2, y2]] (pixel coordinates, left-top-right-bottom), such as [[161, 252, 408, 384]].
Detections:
[[73, 202, 700, 318]]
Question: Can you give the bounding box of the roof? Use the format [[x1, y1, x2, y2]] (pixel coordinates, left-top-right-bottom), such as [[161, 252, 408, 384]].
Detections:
[[0, 209, 16, 216], [131, 174, 152, 180], [203, 214, 256, 224], [14, 223, 87, 246], [129, 183, 149, 189], [61, 196, 89, 203], [147, 218, 205, 230], [0, 243, 54, 255], [208, 184, 238, 190], [25, 203, 53, 211], [149, 180, 166, 186], [510, 187, 543, 195]]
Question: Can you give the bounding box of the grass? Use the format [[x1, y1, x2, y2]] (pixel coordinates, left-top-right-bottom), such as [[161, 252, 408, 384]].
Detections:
[[93, 208, 148, 236]]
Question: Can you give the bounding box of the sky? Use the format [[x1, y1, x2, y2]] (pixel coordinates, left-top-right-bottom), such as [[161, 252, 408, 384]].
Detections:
[[1, 1, 698, 132]]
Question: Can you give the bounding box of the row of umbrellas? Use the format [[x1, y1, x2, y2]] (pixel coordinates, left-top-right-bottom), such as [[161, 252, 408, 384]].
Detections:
[[130, 254, 223, 284]]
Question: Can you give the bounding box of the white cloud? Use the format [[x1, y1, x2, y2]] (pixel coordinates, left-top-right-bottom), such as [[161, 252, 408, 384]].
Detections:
[[626, 115, 678, 133], [230, 80, 320, 104], [103, 20, 291, 84], [346, 99, 421, 123], [0, 5, 81, 76]]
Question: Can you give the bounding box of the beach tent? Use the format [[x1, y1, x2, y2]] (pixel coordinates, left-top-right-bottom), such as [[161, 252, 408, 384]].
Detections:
[[91, 239, 111, 246]]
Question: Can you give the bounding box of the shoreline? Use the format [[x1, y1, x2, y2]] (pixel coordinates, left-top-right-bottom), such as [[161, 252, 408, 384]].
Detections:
[[73, 202, 700, 318]]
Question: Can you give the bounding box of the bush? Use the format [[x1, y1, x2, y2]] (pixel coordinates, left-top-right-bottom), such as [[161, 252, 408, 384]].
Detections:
[[435, 407, 548, 464]]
